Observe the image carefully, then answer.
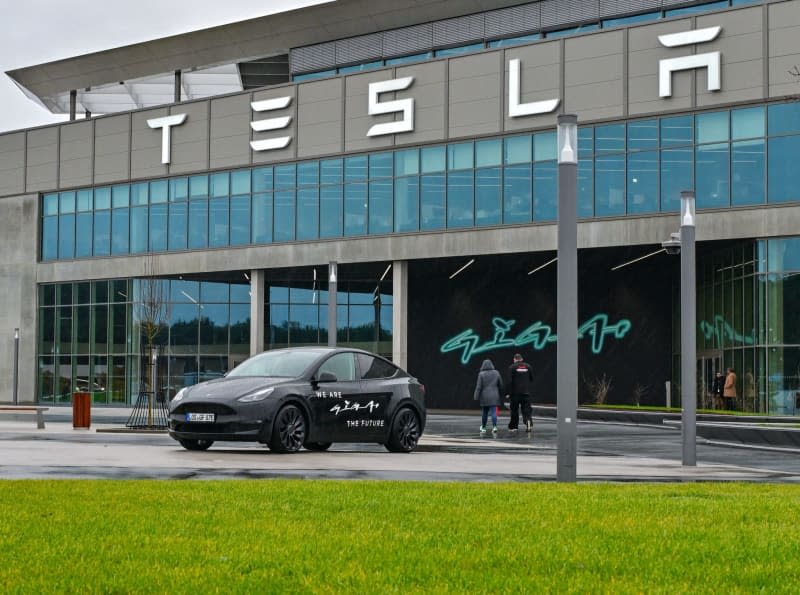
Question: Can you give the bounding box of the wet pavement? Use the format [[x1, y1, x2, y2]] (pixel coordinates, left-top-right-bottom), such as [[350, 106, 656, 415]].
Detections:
[[1, 409, 799, 482]]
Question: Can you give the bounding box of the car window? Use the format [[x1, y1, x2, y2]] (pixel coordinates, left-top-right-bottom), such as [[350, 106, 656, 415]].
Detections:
[[356, 353, 399, 379], [227, 350, 324, 377], [318, 353, 357, 382]]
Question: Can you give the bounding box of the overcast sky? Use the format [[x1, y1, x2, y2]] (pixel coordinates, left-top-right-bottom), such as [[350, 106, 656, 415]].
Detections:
[[0, 0, 329, 133]]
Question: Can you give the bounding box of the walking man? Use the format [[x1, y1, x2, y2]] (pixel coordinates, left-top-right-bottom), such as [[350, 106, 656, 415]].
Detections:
[[507, 353, 534, 433]]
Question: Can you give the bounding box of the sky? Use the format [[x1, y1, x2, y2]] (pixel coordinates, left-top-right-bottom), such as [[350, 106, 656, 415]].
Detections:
[[0, 0, 329, 133]]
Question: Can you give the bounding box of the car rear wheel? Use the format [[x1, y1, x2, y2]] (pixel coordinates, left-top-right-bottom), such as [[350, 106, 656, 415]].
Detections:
[[385, 407, 420, 453], [304, 441, 332, 451], [178, 438, 213, 451], [269, 404, 306, 453]]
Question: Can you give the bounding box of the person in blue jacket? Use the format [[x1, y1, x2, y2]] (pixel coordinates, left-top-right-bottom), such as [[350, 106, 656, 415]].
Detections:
[[474, 358, 503, 435]]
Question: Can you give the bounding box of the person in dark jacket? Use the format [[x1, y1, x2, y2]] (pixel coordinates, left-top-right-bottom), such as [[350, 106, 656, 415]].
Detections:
[[474, 358, 503, 435], [711, 371, 725, 410], [507, 353, 534, 433]]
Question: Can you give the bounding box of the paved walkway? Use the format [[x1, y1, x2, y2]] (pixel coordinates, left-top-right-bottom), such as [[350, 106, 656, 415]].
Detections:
[[1, 408, 798, 482]]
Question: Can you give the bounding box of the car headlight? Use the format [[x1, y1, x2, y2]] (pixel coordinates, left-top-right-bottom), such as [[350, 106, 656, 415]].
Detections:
[[172, 388, 187, 403], [237, 387, 275, 403]]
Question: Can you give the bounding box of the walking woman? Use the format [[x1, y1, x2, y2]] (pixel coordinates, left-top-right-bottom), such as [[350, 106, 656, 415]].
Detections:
[[474, 358, 504, 435]]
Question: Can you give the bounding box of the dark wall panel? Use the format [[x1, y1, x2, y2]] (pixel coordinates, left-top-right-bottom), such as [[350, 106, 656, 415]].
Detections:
[[408, 249, 673, 410]]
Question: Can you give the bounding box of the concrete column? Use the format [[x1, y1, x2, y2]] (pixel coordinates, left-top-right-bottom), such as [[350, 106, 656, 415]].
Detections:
[[392, 260, 408, 370], [249, 269, 265, 356]]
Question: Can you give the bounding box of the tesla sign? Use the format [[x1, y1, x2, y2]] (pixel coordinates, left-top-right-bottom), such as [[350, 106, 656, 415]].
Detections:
[[148, 26, 723, 163]]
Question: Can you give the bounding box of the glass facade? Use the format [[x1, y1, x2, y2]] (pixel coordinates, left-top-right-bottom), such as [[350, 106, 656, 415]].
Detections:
[[41, 102, 798, 262], [38, 276, 392, 404], [689, 238, 800, 415]]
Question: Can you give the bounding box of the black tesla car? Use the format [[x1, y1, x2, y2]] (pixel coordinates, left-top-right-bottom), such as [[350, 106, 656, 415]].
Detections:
[[168, 347, 426, 453]]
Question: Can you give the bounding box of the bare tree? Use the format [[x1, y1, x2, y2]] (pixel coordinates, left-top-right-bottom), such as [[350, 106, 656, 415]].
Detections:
[[583, 374, 613, 405], [133, 256, 171, 426], [632, 382, 649, 408]]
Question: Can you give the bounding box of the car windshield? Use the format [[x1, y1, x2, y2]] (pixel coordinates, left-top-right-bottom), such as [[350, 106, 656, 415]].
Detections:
[[226, 350, 326, 378]]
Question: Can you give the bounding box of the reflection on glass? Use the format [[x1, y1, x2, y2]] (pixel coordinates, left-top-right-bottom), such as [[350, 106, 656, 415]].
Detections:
[[768, 135, 800, 203], [533, 161, 557, 221], [696, 143, 730, 209], [503, 164, 531, 223], [732, 139, 765, 206], [394, 176, 419, 232], [627, 151, 659, 214], [447, 170, 474, 228], [595, 154, 625, 217], [476, 167, 501, 226]]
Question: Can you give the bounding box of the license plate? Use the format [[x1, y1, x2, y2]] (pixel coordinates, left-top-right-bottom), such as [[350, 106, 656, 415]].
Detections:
[[185, 412, 215, 422]]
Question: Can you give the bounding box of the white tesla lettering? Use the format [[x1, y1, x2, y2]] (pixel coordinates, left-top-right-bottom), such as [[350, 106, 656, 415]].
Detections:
[[312, 391, 342, 399], [250, 96, 293, 151], [507, 58, 560, 117], [366, 77, 415, 137], [658, 26, 722, 98], [147, 114, 187, 164], [347, 419, 385, 428], [330, 400, 380, 416]]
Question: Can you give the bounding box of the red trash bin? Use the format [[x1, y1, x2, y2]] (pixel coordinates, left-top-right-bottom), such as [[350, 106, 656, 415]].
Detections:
[[73, 391, 91, 428]]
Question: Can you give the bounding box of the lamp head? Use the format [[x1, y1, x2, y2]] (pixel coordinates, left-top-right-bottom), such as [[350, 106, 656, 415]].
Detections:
[[557, 114, 578, 165], [680, 190, 696, 227]]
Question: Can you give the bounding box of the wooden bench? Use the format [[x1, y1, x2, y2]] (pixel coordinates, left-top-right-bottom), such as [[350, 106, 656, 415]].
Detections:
[[0, 406, 49, 429]]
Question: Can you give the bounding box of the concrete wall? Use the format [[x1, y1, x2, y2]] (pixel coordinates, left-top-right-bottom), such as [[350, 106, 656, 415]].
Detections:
[[0, 2, 792, 197], [0, 193, 39, 404]]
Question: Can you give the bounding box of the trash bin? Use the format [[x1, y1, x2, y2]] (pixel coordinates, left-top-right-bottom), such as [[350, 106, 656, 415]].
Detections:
[[73, 391, 91, 428]]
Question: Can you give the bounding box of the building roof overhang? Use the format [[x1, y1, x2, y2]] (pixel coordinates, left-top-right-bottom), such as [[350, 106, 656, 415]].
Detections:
[[5, 0, 523, 115]]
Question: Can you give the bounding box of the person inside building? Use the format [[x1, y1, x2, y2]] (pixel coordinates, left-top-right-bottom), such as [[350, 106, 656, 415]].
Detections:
[[711, 371, 725, 410], [507, 353, 534, 433], [474, 358, 503, 436], [723, 367, 737, 411]]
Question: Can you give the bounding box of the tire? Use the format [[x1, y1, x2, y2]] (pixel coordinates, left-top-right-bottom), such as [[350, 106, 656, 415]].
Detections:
[[384, 407, 421, 453], [304, 441, 332, 451], [178, 438, 213, 451], [269, 404, 307, 453]]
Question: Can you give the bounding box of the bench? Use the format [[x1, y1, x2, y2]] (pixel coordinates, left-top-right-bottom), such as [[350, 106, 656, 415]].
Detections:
[[0, 406, 49, 429]]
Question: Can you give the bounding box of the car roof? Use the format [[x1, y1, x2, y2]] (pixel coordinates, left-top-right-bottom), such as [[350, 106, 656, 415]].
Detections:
[[259, 346, 384, 357]]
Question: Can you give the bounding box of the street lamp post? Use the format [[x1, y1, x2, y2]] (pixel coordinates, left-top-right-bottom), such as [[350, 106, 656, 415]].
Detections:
[[679, 190, 697, 466], [328, 262, 338, 347], [556, 114, 579, 482], [13, 328, 19, 405]]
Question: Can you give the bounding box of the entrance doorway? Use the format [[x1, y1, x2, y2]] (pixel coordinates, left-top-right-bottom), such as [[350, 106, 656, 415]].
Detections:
[[697, 352, 723, 410]]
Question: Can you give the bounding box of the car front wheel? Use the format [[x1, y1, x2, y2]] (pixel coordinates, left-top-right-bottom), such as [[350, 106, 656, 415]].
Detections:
[[269, 404, 306, 453], [178, 438, 213, 451], [385, 407, 420, 453]]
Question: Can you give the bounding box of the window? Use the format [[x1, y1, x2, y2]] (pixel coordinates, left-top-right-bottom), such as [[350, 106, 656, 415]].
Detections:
[[357, 353, 398, 379], [488, 34, 541, 48], [434, 43, 484, 57], [602, 12, 660, 28], [318, 352, 357, 382], [339, 61, 382, 74]]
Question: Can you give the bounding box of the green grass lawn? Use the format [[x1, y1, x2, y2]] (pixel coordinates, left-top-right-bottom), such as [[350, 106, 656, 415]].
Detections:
[[2, 481, 799, 593]]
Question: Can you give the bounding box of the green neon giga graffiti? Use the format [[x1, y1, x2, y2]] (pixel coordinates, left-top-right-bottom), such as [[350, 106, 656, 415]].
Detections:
[[440, 314, 632, 364]]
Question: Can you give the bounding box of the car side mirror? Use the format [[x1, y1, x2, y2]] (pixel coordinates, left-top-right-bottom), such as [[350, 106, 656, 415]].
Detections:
[[316, 371, 338, 383]]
